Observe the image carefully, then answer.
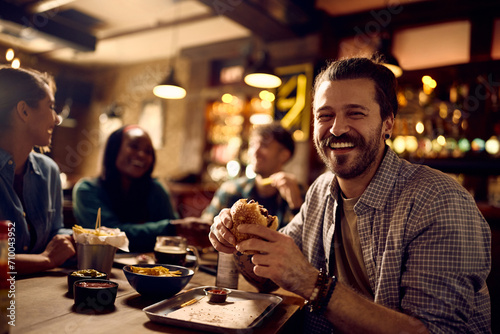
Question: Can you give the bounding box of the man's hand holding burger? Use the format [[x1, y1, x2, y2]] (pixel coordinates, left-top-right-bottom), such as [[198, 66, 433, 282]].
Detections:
[[208, 199, 318, 298], [209, 199, 278, 254], [209, 207, 237, 254]]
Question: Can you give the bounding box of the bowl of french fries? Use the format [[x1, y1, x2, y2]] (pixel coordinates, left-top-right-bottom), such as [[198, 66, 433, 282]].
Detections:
[[123, 264, 194, 299]]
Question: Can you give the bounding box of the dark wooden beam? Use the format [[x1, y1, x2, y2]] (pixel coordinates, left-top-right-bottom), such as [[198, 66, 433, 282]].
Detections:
[[198, 0, 312, 42], [0, 1, 96, 51]]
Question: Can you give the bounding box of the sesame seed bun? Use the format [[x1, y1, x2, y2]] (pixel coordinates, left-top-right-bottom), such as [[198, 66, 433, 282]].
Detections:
[[229, 199, 278, 254]]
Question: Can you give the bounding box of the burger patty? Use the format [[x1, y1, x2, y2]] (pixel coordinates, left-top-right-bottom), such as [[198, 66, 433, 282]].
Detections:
[[247, 199, 275, 227]]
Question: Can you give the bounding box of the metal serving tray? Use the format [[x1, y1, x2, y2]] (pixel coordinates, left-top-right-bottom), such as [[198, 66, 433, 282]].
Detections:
[[143, 286, 282, 333]]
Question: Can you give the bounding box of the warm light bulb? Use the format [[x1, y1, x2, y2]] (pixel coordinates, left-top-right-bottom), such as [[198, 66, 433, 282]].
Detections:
[[226, 160, 241, 178], [422, 75, 432, 85], [221, 93, 233, 104], [393, 136, 406, 154], [249, 113, 273, 125], [405, 136, 418, 153], [5, 48, 14, 61], [485, 137, 499, 155], [11, 58, 20, 68], [293, 130, 305, 141], [415, 122, 424, 134], [153, 85, 186, 99], [244, 73, 281, 89], [383, 63, 402, 78], [245, 165, 256, 179]]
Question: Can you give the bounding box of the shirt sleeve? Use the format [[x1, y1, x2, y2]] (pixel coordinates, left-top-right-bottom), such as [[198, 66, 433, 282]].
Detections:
[[400, 189, 491, 333], [72, 179, 176, 253], [200, 181, 235, 221]]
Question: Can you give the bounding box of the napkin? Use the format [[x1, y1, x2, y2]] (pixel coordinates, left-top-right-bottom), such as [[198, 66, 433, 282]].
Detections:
[[72, 225, 130, 252]]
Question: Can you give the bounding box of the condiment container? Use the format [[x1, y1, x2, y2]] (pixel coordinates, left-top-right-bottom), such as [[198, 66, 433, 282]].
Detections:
[[67, 269, 108, 295], [73, 279, 118, 311], [204, 287, 231, 303]]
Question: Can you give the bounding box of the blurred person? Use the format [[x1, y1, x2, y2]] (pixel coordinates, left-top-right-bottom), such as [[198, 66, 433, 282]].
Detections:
[[202, 122, 305, 228], [0, 66, 75, 275], [209, 57, 491, 333], [73, 125, 209, 253]]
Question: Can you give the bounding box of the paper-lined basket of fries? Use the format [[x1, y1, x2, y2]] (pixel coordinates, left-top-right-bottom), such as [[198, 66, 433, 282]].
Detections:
[[72, 208, 129, 275], [72, 224, 129, 252]]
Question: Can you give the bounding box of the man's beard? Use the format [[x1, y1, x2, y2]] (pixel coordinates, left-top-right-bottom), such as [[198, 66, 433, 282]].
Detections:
[[314, 127, 382, 179]]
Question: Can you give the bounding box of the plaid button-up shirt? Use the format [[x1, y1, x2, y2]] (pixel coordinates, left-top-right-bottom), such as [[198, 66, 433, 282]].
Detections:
[[282, 148, 491, 333]]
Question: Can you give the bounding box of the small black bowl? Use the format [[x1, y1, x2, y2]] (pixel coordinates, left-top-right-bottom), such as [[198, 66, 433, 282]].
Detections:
[[73, 279, 118, 311], [67, 269, 107, 295]]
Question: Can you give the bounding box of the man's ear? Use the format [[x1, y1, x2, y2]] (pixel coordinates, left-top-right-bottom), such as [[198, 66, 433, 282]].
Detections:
[[16, 101, 29, 121], [278, 149, 292, 165], [383, 114, 395, 135]]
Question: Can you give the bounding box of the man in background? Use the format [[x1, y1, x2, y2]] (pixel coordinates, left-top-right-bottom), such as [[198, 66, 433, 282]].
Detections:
[[202, 122, 305, 228]]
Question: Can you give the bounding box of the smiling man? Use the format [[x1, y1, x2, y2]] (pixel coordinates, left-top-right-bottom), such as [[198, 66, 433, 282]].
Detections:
[[202, 122, 305, 229], [209, 57, 491, 333]]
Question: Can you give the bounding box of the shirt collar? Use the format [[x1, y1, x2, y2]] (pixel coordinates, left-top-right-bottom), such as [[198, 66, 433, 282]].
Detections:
[[0, 148, 12, 171], [327, 147, 402, 210], [359, 148, 401, 210], [0, 149, 43, 176], [27, 151, 43, 176]]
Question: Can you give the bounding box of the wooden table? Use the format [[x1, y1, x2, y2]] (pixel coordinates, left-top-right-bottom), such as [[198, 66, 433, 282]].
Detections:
[[11, 253, 305, 334]]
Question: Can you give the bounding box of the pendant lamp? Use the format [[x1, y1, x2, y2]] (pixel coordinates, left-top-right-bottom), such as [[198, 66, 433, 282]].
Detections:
[[381, 53, 403, 78], [153, 2, 186, 99], [244, 51, 281, 89], [378, 34, 403, 78], [153, 68, 186, 99]]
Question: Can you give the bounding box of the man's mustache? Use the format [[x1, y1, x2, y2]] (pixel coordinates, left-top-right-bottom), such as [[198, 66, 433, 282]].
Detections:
[[320, 134, 363, 148]]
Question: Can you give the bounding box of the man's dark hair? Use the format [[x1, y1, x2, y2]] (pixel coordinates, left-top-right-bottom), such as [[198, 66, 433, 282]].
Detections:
[[252, 121, 295, 157], [312, 56, 398, 120]]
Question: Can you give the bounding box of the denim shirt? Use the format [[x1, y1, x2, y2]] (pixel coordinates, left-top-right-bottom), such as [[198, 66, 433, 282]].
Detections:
[[0, 149, 63, 254]]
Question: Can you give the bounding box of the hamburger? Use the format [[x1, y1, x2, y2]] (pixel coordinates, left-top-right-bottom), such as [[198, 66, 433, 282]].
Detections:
[[229, 199, 278, 254]]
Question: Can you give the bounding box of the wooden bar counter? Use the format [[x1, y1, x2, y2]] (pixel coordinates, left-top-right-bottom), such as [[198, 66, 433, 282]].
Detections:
[[10, 253, 305, 334]]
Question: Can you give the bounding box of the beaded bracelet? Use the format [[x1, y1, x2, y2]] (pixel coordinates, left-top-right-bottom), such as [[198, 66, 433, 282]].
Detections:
[[319, 275, 337, 312], [307, 268, 337, 313]]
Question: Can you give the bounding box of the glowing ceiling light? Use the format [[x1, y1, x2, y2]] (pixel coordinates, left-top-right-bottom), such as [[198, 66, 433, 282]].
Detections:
[[405, 136, 418, 153], [226, 160, 241, 178], [221, 93, 233, 104], [249, 113, 273, 125], [11, 58, 20, 68], [393, 136, 406, 154], [437, 135, 446, 146], [485, 136, 500, 155], [5, 48, 14, 61], [471, 138, 485, 152], [415, 122, 424, 134], [458, 138, 471, 152]]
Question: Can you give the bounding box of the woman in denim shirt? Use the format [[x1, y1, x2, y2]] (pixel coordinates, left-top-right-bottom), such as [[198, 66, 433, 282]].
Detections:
[[0, 66, 75, 274]]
